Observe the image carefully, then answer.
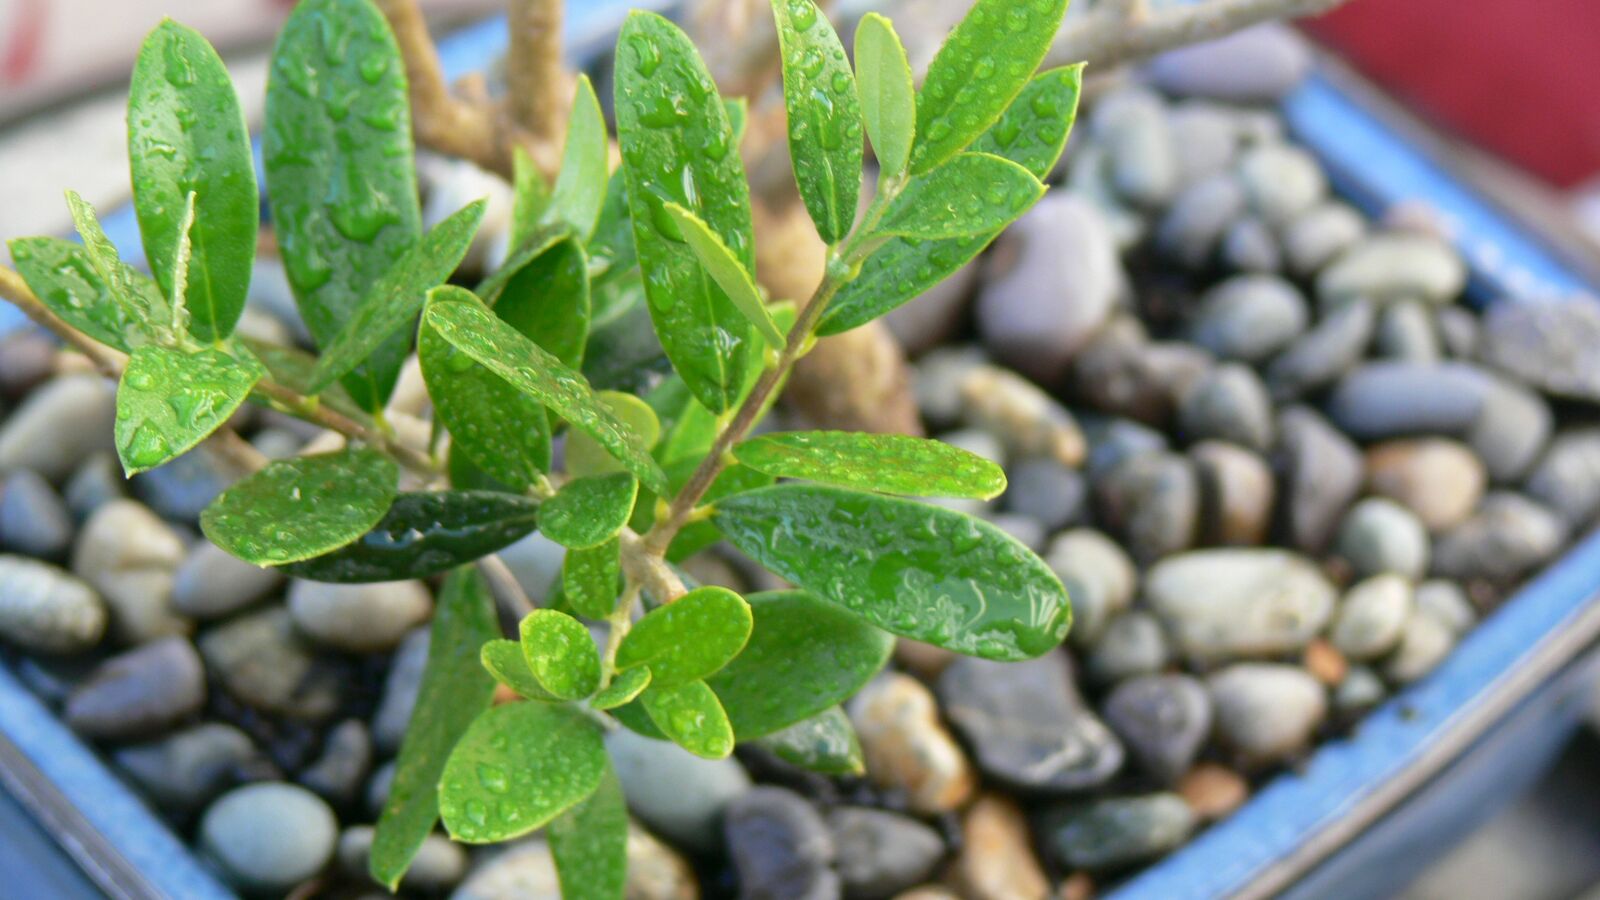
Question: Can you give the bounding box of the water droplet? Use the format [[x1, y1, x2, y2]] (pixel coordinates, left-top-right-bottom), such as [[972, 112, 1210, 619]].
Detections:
[[358, 52, 388, 84]]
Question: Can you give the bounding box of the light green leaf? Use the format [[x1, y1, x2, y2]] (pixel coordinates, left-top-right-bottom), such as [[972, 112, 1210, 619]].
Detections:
[[614, 11, 756, 414], [725, 97, 749, 145], [708, 590, 892, 739], [128, 19, 257, 342], [481, 639, 559, 701], [511, 146, 550, 251], [735, 431, 1007, 499], [421, 321, 551, 491], [539, 473, 638, 550], [370, 567, 498, 890], [549, 764, 628, 900], [567, 390, 662, 480], [423, 287, 668, 494], [519, 609, 602, 700], [200, 447, 399, 565], [854, 13, 915, 183], [909, 0, 1069, 174], [754, 706, 863, 775], [64, 191, 177, 343], [7, 238, 142, 352], [616, 585, 751, 686], [115, 344, 263, 475], [439, 702, 607, 843], [494, 237, 591, 370], [771, 0, 862, 243], [592, 666, 651, 710], [662, 202, 785, 349], [564, 537, 621, 620], [641, 680, 734, 759], [713, 485, 1071, 660], [875, 152, 1044, 240], [550, 75, 609, 241], [967, 64, 1084, 175]]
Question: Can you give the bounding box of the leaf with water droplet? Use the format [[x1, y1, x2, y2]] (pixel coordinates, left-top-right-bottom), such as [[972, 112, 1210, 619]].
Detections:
[[370, 566, 498, 890], [853, 13, 915, 183], [654, 458, 775, 563], [875, 152, 1043, 240], [114, 343, 262, 475], [908, 0, 1068, 174], [238, 335, 372, 425], [566, 390, 661, 481], [538, 473, 638, 550], [735, 431, 1006, 499], [510, 146, 550, 252], [421, 321, 550, 492], [592, 666, 651, 710], [614, 11, 755, 413], [519, 609, 602, 700], [265, 0, 421, 411], [616, 585, 751, 686], [128, 19, 257, 342], [438, 701, 607, 843], [661, 202, 784, 348], [771, 0, 862, 243], [753, 705, 863, 775], [549, 763, 627, 900], [640, 679, 734, 759], [61, 192, 179, 345], [563, 536, 621, 620], [586, 170, 637, 291], [480, 639, 560, 701], [549, 75, 609, 242], [713, 485, 1071, 660], [8, 237, 144, 352], [493, 237, 591, 371], [200, 446, 398, 565]]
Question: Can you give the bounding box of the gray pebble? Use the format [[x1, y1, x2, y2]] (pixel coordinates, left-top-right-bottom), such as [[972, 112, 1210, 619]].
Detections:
[[1480, 298, 1600, 403], [826, 807, 944, 900], [1003, 460, 1088, 533], [0, 555, 105, 653], [173, 542, 285, 619], [1084, 414, 1170, 478], [1073, 318, 1212, 426], [1334, 666, 1387, 716], [1086, 611, 1171, 685], [984, 512, 1046, 552], [0, 330, 55, 400], [1143, 23, 1311, 102], [1093, 87, 1179, 207], [1155, 174, 1246, 270], [1317, 233, 1467, 307], [884, 259, 976, 356], [114, 723, 263, 814], [298, 719, 372, 806], [1168, 103, 1242, 186], [0, 470, 73, 559], [1265, 299, 1375, 402], [450, 839, 561, 898], [1374, 301, 1441, 362], [0, 376, 115, 482], [1525, 429, 1600, 529], [1190, 440, 1275, 546], [1096, 451, 1200, 565], [199, 782, 338, 894], [1238, 143, 1325, 225], [1383, 609, 1457, 684], [1103, 675, 1212, 783], [1189, 274, 1309, 364], [913, 347, 987, 431], [1047, 794, 1195, 871], [288, 579, 433, 654], [1178, 364, 1276, 452], [71, 499, 191, 644], [1329, 574, 1413, 661], [725, 787, 838, 900], [365, 761, 396, 819], [1146, 549, 1335, 664], [1336, 498, 1430, 580], [199, 609, 342, 720], [608, 728, 751, 852], [1044, 529, 1137, 648], [338, 826, 467, 893], [1432, 492, 1567, 586], [497, 531, 567, 605], [65, 636, 204, 739], [1414, 579, 1476, 636], [62, 452, 124, 521], [1207, 663, 1327, 764], [1275, 406, 1363, 553], [1221, 216, 1282, 273], [372, 626, 431, 753], [132, 447, 237, 522], [1282, 202, 1366, 277], [1437, 305, 1480, 358]]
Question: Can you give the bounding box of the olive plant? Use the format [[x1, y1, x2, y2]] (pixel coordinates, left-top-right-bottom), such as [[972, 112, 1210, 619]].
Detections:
[[2, 0, 1083, 894]]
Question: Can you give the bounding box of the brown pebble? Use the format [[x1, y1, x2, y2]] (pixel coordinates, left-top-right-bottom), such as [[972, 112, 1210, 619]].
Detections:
[[1179, 763, 1249, 821], [850, 674, 975, 815], [1058, 872, 1097, 900], [1303, 639, 1348, 686], [895, 889, 961, 900], [1365, 439, 1485, 532], [895, 639, 958, 680], [953, 794, 1051, 900], [0, 331, 56, 399]]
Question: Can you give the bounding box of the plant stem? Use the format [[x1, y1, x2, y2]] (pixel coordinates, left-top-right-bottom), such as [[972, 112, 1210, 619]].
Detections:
[[0, 267, 126, 372], [1047, 0, 1346, 70], [599, 579, 642, 680]]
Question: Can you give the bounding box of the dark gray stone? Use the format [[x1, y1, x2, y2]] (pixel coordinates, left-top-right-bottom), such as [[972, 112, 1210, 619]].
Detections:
[[0, 376, 115, 482], [725, 787, 838, 900], [198, 609, 342, 720], [1103, 675, 1212, 783], [1374, 300, 1441, 363], [1003, 460, 1089, 533], [1275, 406, 1364, 553], [114, 723, 264, 813], [1481, 299, 1600, 402], [172, 542, 285, 619], [1096, 451, 1200, 565], [0, 470, 73, 559], [132, 447, 237, 522], [1220, 216, 1282, 273], [1155, 174, 1246, 270], [826, 807, 944, 899], [1189, 274, 1309, 364], [1525, 429, 1600, 529], [1086, 611, 1171, 685], [65, 636, 204, 739], [1265, 299, 1375, 401], [298, 719, 372, 806], [1178, 364, 1276, 452], [1047, 794, 1195, 871], [1432, 492, 1567, 586], [1144, 24, 1311, 102]]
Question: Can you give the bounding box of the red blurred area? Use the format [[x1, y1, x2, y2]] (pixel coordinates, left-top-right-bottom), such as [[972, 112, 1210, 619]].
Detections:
[[1304, 0, 1600, 190]]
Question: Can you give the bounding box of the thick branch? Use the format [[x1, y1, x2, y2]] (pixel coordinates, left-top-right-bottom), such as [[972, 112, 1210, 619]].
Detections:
[[1049, 0, 1345, 69], [507, 0, 568, 143]]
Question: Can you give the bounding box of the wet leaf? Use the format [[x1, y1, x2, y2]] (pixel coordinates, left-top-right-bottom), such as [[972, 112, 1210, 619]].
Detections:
[[875, 152, 1043, 240], [564, 537, 621, 620], [566, 390, 662, 480], [708, 590, 891, 738], [264, 0, 421, 411], [662, 461, 774, 563], [481, 639, 559, 701], [511, 146, 550, 251], [734, 431, 1006, 499], [640, 680, 734, 759], [771, 0, 862, 243], [725, 97, 749, 145], [7, 238, 141, 352], [439, 702, 607, 843], [128, 19, 257, 342], [614, 11, 755, 414], [967, 65, 1084, 177], [616, 585, 751, 686], [586, 170, 636, 288], [280, 491, 540, 582], [370, 567, 498, 890], [520, 609, 602, 700], [115, 344, 263, 475], [753, 706, 863, 775], [591, 666, 651, 710], [549, 75, 609, 241], [539, 473, 638, 550], [853, 13, 915, 182], [494, 237, 591, 371], [549, 764, 628, 900], [662, 202, 785, 348], [63, 192, 178, 344], [420, 320, 550, 492], [477, 225, 568, 307], [238, 335, 371, 424], [713, 485, 1071, 660], [200, 447, 399, 565]]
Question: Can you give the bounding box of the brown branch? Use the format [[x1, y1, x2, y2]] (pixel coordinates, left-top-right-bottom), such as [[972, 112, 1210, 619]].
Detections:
[[506, 0, 569, 144], [1048, 0, 1346, 70]]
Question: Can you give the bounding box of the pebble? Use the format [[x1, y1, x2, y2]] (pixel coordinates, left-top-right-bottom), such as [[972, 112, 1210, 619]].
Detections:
[[451, 839, 561, 899], [71, 499, 191, 644], [1178, 763, 1250, 822], [0, 330, 55, 399], [199, 609, 342, 720], [1415, 579, 1476, 635], [1237, 143, 1326, 225], [1167, 103, 1241, 186], [1084, 414, 1171, 478], [850, 673, 975, 814], [0, 470, 72, 559], [1333, 665, 1388, 716], [1146, 549, 1336, 664], [248, 258, 314, 344], [0, 375, 115, 482], [1178, 364, 1276, 452], [288, 579, 433, 654], [1155, 174, 1246, 269], [939, 651, 1123, 793], [725, 787, 838, 900], [64, 636, 204, 739], [1273, 406, 1366, 553], [1002, 460, 1088, 533], [1044, 529, 1137, 648], [338, 826, 467, 893], [885, 260, 976, 355], [1282, 202, 1367, 277], [913, 347, 986, 431], [1066, 143, 1148, 249], [1265, 299, 1375, 401], [826, 807, 943, 899], [1384, 609, 1458, 684], [1190, 440, 1274, 545], [1208, 664, 1326, 765], [1047, 794, 1195, 871], [1480, 299, 1600, 402], [0, 555, 106, 653], [1364, 438, 1486, 531], [1329, 574, 1414, 661], [985, 511, 1046, 552], [951, 795, 1050, 900], [959, 365, 1086, 467], [365, 761, 395, 819], [977, 194, 1120, 384], [1072, 318, 1211, 425], [132, 447, 237, 522], [1144, 24, 1312, 102], [1095, 451, 1200, 564], [624, 824, 700, 900], [372, 626, 431, 752], [1103, 675, 1212, 783], [419, 155, 513, 276], [1189, 274, 1309, 364], [1432, 492, 1567, 586], [1374, 301, 1441, 362], [1093, 87, 1179, 208], [172, 542, 285, 619], [199, 782, 338, 894], [497, 531, 567, 605], [1438, 305, 1480, 357], [608, 728, 751, 852], [1524, 429, 1600, 529], [114, 723, 264, 814], [298, 718, 372, 806], [1303, 638, 1348, 686], [1335, 498, 1430, 579], [1086, 611, 1171, 685], [1221, 216, 1282, 273], [62, 452, 124, 521], [1316, 233, 1467, 307]]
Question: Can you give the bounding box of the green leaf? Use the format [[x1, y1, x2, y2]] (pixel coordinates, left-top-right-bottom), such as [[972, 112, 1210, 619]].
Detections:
[[725, 98, 749, 145], [164, 191, 199, 313], [714, 485, 1071, 660], [200, 447, 399, 565], [708, 590, 892, 738], [875, 152, 1044, 240], [478, 225, 567, 307], [564, 537, 621, 620], [592, 666, 651, 710], [614, 10, 756, 414], [641, 680, 734, 759], [519, 609, 602, 700], [264, 0, 422, 411], [587, 170, 636, 287], [735, 431, 1006, 499], [439, 702, 607, 843], [63, 191, 177, 343], [662, 202, 785, 349], [115, 344, 263, 475], [853, 13, 915, 183], [608, 697, 666, 739], [539, 473, 638, 550], [549, 764, 628, 900], [128, 19, 257, 342], [370, 567, 498, 890], [616, 585, 751, 685], [550, 75, 609, 241], [567, 390, 662, 480], [421, 321, 551, 491], [7, 238, 139, 352], [909, 0, 1069, 175], [754, 706, 863, 775], [511, 146, 550, 251], [770, 0, 862, 243], [662, 461, 774, 563], [279, 491, 540, 582], [481, 639, 559, 701], [307, 199, 487, 393], [820, 66, 1081, 336], [423, 287, 669, 493], [495, 237, 591, 370], [239, 335, 371, 424]]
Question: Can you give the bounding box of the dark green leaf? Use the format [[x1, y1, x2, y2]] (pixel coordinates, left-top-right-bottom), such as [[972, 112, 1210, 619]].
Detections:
[[520, 609, 602, 699], [494, 237, 591, 370], [592, 666, 651, 710], [662, 202, 785, 348], [753, 706, 863, 775], [582, 293, 671, 394], [564, 537, 621, 620], [608, 696, 666, 739], [511, 146, 550, 251], [616, 585, 751, 685], [481, 639, 559, 701], [587, 170, 636, 287], [264, 0, 422, 411], [539, 473, 638, 549], [280, 491, 540, 582], [853, 13, 915, 182], [7, 237, 140, 352], [439, 702, 607, 843], [63, 192, 177, 343], [200, 447, 399, 565], [713, 485, 1071, 660], [614, 10, 755, 413], [423, 287, 669, 493], [909, 0, 1068, 174], [663, 461, 774, 563], [421, 321, 551, 492], [550, 75, 609, 241], [549, 764, 628, 900], [734, 431, 1006, 499], [876, 152, 1043, 240], [115, 344, 263, 475], [307, 199, 487, 393], [771, 0, 862, 243], [641, 680, 734, 759], [967, 64, 1083, 177], [370, 567, 498, 890], [708, 590, 892, 738], [566, 391, 661, 480], [128, 19, 257, 342], [477, 225, 567, 307], [238, 335, 371, 424]]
